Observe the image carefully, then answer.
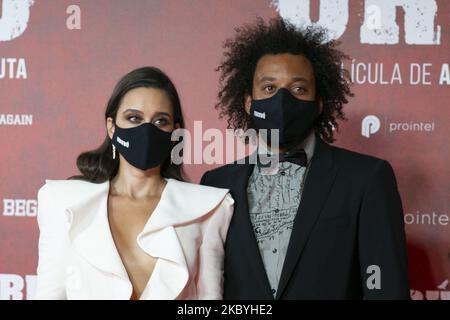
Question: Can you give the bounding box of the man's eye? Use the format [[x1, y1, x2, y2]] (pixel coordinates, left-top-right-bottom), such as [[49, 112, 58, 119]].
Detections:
[[263, 85, 275, 93], [292, 87, 306, 94]]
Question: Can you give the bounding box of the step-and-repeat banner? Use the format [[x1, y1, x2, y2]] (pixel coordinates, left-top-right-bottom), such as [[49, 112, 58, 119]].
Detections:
[[0, 0, 448, 300]]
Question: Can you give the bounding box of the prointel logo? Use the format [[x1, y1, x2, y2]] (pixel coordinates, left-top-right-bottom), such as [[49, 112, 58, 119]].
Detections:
[[361, 115, 381, 138]]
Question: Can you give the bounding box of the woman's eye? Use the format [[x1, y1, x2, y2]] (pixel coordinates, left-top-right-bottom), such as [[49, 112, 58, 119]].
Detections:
[[127, 115, 142, 123], [153, 118, 169, 126]]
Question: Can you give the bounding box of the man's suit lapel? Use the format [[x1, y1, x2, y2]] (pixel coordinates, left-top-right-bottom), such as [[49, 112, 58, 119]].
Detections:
[[276, 136, 338, 299]]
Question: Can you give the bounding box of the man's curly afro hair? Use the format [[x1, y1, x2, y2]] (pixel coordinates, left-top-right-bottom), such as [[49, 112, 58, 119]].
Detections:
[[215, 17, 353, 143]]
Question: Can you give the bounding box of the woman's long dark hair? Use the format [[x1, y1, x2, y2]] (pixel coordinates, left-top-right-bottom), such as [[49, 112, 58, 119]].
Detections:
[[70, 66, 185, 183]]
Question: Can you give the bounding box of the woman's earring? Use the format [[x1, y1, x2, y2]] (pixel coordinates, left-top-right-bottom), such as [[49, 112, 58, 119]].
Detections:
[[112, 144, 116, 159]]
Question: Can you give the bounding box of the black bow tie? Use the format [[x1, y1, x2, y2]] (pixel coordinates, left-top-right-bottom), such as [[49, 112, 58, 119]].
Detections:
[[280, 148, 308, 167], [257, 149, 308, 168]]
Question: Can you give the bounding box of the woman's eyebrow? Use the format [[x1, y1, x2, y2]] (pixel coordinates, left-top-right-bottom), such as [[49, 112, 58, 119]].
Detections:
[[153, 112, 173, 118], [122, 108, 143, 114]]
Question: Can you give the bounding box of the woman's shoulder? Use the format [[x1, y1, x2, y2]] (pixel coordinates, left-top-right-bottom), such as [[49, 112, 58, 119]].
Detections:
[[167, 180, 234, 240], [168, 178, 234, 207], [39, 178, 103, 192], [162, 178, 234, 226], [37, 178, 108, 204]]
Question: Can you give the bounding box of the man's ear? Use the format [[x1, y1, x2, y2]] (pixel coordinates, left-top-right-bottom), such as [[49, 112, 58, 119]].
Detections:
[[316, 95, 324, 114], [106, 117, 115, 140], [244, 94, 252, 115]]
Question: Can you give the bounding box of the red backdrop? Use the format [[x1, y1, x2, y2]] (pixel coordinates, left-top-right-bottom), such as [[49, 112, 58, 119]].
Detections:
[[0, 0, 448, 300]]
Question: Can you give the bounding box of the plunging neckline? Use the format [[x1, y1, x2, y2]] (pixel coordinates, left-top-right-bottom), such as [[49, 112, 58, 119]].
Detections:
[[105, 177, 171, 300]]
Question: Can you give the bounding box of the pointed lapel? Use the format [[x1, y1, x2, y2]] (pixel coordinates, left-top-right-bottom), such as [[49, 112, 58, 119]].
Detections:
[[229, 155, 274, 298], [137, 178, 230, 299], [139, 178, 230, 233], [65, 180, 130, 284], [137, 226, 189, 299], [64, 178, 231, 299], [276, 136, 338, 299]]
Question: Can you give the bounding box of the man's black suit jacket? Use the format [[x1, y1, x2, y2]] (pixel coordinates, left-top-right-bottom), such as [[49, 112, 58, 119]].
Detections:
[[200, 135, 410, 299]]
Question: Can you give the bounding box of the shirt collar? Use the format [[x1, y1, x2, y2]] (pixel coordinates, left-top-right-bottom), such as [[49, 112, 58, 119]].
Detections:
[[256, 129, 316, 176]]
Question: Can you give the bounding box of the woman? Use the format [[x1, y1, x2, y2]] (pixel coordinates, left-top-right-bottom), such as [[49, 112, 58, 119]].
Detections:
[[34, 67, 234, 300]]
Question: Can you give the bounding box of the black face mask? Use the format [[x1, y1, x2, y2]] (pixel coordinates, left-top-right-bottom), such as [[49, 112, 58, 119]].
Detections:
[[112, 122, 173, 170], [250, 88, 320, 148]]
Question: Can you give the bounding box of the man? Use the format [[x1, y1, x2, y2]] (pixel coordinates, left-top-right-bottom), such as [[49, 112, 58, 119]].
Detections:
[[201, 17, 410, 299]]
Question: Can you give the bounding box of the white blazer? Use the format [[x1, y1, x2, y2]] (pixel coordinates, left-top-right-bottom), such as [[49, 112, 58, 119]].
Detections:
[[34, 178, 234, 300]]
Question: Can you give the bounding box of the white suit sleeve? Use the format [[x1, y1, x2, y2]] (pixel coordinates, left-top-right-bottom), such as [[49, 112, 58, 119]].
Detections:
[[34, 183, 69, 300], [196, 193, 234, 300]]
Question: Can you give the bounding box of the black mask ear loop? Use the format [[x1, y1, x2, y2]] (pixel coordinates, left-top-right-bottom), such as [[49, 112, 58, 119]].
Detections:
[[111, 118, 117, 160], [170, 123, 182, 166]]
